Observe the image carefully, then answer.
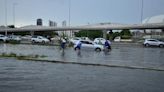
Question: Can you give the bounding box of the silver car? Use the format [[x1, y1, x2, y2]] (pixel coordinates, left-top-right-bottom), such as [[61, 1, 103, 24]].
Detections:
[[143, 39, 164, 48], [74, 40, 104, 51]]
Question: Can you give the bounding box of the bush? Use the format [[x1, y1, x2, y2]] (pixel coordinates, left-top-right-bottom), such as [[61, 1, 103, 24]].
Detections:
[[121, 35, 132, 39]]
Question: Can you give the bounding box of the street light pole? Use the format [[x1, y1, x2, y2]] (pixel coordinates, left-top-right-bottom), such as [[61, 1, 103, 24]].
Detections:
[[141, 0, 144, 23], [141, 0, 146, 34], [5, 0, 8, 35], [68, 0, 72, 37], [13, 3, 17, 27]]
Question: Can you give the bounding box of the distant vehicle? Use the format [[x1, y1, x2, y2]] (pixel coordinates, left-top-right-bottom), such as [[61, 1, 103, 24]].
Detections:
[[21, 35, 32, 41], [80, 37, 91, 41], [69, 37, 81, 44], [7, 35, 21, 42], [0, 34, 8, 42], [143, 39, 164, 48], [74, 40, 104, 51], [50, 36, 60, 41], [94, 38, 106, 44], [31, 36, 50, 44], [114, 36, 121, 42], [114, 36, 132, 42]]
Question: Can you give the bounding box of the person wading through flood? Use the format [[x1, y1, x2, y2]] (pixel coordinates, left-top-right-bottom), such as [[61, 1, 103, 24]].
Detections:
[[74, 40, 82, 56], [104, 39, 111, 51], [74, 40, 82, 51], [60, 38, 66, 50]]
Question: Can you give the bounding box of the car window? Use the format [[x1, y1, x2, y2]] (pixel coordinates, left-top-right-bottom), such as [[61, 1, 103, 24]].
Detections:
[[81, 41, 93, 44], [38, 37, 42, 39], [148, 40, 156, 42]]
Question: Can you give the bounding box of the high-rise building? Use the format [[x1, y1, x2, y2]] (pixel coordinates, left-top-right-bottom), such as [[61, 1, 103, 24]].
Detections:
[[49, 20, 57, 27], [49, 20, 54, 27], [54, 22, 57, 27], [62, 20, 66, 27], [37, 18, 42, 26]]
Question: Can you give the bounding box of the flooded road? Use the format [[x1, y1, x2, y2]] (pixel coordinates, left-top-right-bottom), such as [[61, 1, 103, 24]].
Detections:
[[0, 59, 164, 92], [0, 43, 163, 70], [0, 43, 164, 92]]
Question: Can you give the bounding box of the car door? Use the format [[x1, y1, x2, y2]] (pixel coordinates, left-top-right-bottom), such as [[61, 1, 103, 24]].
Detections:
[[149, 40, 158, 46], [37, 36, 42, 42], [81, 41, 94, 50]]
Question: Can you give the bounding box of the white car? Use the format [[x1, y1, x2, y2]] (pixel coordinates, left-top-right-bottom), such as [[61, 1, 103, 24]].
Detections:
[[144, 39, 164, 47], [21, 35, 32, 41], [69, 37, 81, 44], [0, 34, 8, 42], [74, 40, 104, 51], [31, 36, 50, 44], [94, 38, 106, 44], [7, 35, 21, 42]]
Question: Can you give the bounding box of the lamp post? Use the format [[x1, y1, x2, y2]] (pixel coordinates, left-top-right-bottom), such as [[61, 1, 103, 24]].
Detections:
[[5, 0, 8, 35], [141, 0, 144, 23], [13, 3, 17, 27], [68, 0, 72, 37], [141, 0, 146, 34]]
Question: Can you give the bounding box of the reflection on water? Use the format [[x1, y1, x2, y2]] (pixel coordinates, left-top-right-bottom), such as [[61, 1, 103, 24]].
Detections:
[[0, 44, 164, 69], [76, 50, 82, 57], [0, 59, 164, 92]]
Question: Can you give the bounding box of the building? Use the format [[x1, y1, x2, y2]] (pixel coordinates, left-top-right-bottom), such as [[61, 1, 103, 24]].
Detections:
[[57, 20, 72, 37], [49, 20, 54, 27], [49, 20, 57, 27], [37, 18, 43, 26], [142, 15, 164, 33]]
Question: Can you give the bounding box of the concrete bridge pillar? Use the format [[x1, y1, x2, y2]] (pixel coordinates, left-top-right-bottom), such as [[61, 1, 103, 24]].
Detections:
[[103, 30, 107, 39], [30, 31, 34, 36]]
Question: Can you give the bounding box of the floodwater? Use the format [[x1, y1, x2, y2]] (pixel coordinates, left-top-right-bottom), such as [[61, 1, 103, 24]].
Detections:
[[0, 59, 164, 92], [0, 43, 164, 92], [0, 43, 163, 70]]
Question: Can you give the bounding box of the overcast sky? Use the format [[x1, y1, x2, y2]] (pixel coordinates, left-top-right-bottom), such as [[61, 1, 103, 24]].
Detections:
[[0, 0, 164, 27]]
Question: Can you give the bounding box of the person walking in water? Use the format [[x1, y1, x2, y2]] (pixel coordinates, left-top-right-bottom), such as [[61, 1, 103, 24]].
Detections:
[[74, 40, 82, 50], [104, 40, 111, 51], [61, 38, 66, 50]]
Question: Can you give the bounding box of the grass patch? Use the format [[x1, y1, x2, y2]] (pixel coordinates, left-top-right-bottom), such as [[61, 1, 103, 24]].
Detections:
[[0, 52, 47, 59], [7, 40, 21, 44]]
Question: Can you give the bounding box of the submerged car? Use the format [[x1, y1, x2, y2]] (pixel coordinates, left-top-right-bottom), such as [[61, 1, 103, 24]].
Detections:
[[69, 37, 82, 44], [7, 35, 21, 42], [0, 34, 8, 42], [94, 38, 106, 44], [74, 40, 104, 51], [31, 36, 50, 44], [143, 39, 164, 47]]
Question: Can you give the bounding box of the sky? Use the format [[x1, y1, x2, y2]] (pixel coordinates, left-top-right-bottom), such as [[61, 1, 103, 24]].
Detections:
[[0, 0, 164, 27]]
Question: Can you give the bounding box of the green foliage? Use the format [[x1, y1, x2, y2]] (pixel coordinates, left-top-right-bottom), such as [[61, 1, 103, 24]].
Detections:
[[34, 31, 58, 37], [0, 52, 47, 59], [8, 40, 21, 44], [8, 25, 15, 28], [120, 29, 132, 39], [13, 31, 30, 36], [107, 32, 121, 40], [75, 30, 103, 39]]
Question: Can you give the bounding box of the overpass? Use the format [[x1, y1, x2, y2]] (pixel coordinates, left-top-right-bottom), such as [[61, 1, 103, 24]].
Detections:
[[0, 23, 164, 32]]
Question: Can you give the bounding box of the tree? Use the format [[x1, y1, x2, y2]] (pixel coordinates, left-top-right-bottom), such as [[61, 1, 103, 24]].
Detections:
[[8, 25, 15, 28], [120, 29, 132, 39], [75, 30, 103, 39]]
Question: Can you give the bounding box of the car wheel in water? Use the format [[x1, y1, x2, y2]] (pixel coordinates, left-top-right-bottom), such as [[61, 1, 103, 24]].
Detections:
[[32, 40, 35, 44], [42, 41, 45, 44], [95, 48, 101, 52], [159, 44, 164, 48], [145, 43, 149, 47]]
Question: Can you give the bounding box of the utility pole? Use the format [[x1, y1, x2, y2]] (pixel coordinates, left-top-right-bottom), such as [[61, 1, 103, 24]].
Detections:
[[13, 3, 17, 27], [141, 0, 146, 34], [68, 0, 72, 37], [5, 0, 8, 35], [141, 0, 144, 23]]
